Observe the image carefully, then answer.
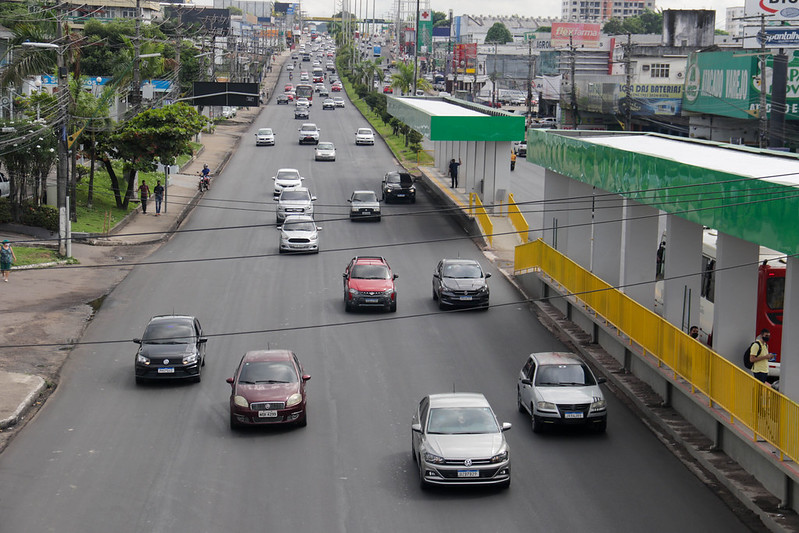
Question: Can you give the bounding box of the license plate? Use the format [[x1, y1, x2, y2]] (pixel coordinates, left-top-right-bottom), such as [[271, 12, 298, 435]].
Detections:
[[157, 367, 174, 374], [460, 296, 473, 301], [365, 298, 379, 303], [397, 193, 405, 197], [258, 410, 278, 418], [457, 470, 480, 478], [564, 412, 583, 419]]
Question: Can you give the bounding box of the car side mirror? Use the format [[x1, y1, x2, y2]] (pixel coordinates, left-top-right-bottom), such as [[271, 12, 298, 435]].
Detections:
[[501, 422, 512, 432], [273, 197, 278, 201], [433, 273, 439, 279], [521, 378, 532, 386], [132, 338, 142, 344], [317, 227, 323, 231], [300, 177, 305, 180], [276, 225, 282, 230], [411, 423, 422, 433], [597, 377, 607, 384], [485, 273, 492, 279], [347, 199, 352, 203], [199, 338, 207, 344], [302, 374, 311, 381], [226, 377, 234, 385], [311, 196, 317, 201], [393, 274, 399, 280], [342, 272, 348, 278]]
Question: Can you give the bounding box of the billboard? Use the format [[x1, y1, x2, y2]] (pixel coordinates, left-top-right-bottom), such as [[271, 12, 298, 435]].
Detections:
[[417, 9, 433, 53], [550, 22, 601, 48], [743, 25, 799, 47], [623, 84, 683, 115], [745, 0, 799, 21]]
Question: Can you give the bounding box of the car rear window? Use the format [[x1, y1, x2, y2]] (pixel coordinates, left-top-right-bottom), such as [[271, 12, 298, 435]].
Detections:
[[427, 407, 499, 434]]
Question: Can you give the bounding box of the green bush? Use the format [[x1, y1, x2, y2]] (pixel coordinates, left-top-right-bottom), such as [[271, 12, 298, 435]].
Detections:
[[20, 201, 58, 231], [0, 198, 10, 223]]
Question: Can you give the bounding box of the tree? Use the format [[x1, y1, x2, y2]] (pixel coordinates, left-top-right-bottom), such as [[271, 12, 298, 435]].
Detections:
[[485, 22, 512, 44], [98, 103, 206, 209], [433, 11, 449, 28], [390, 62, 431, 95]]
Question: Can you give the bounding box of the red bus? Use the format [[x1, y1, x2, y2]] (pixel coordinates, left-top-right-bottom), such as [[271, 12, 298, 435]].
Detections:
[[295, 84, 313, 105]]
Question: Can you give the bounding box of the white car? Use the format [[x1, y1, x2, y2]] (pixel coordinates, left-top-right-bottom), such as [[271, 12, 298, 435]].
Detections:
[[517, 352, 607, 433], [278, 215, 321, 254], [0, 172, 8, 198], [298, 123, 320, 145], [272, 168, 304, 197], [355, 127, 375, 146], [286, 64, 295, 71], [333, 97, 345, 108], [274, 186, 316, 223], [255, 128, 275, 146], [314, 141, 336, 161]]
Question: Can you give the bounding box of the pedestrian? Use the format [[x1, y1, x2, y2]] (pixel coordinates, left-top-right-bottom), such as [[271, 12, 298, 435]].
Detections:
[[511, 150, 517, 171], [689, 325, 699, 339], [449, 158, 461, 188], [656, 241, 666, 279], [138, 179, 150, 215], [0, 239, 16, 283], [749, 328, 772, 384], [153, 180, 165, 216]]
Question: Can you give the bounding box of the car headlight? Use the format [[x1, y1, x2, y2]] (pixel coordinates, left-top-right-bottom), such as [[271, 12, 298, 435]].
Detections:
[[536, 401, 558, 412], [137, 353, 150, 365], [477, 285, 489, 293], [383, 288, 394, 295], [590, 398, 606, 412], [490, 450, 509, 463], [286, 393, 303, 408], [233, 395, 249, 408], [423, 452, 445, 464], [348, 288, 360, 295], [183, 352, 199, 365]]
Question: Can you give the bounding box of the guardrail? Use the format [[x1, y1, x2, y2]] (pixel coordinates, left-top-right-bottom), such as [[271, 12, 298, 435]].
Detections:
[[504, 193, 530, 243], [514, 238, 799, 464], [468, 193, 493, 247]]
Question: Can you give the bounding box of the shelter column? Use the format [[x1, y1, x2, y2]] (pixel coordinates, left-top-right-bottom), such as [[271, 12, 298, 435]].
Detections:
[[457, 141, 468, 188], [591, 190, 623, 286], [620, 199, 658, 307], [542, 169, 569, 250], [662, 215, 702, 332], [465, 141, 476, 193], [713, 233, 758, 364], [474, 141, 486, 197], [781, 257, 799, 400], [434, 141, 442, 170], [490, 140, 512, 211], [565, 179, 592, 270]]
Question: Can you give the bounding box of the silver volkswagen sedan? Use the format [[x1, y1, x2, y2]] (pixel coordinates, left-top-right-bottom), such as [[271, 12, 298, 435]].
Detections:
[[412, 393, 511, 489]]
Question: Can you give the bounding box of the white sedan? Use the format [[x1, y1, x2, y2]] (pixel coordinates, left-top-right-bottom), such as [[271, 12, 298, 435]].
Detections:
[[255, 128, 275, 146], [355, 127, 375, 146], [315, 142, 336, 161]]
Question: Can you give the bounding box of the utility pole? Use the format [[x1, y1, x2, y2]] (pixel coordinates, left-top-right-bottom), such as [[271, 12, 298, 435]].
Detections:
[[526, 34, 534, 126], [758, 14, 768, 148], [569, 36, 577, 129], [173, 23, 182, 102], [491, 41, 497, 107], [55, 0, 69, 257], [131, 0, 142, 112], [412, 0, 420, 95], [624, 33, 632, 131]]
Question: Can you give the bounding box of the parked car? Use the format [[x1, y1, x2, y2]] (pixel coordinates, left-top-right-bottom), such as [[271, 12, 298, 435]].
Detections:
[[432, 258, 491, 310], [298, 123, 320, 145], [286, 64, 295, 71], [381, 171, 416, 203], [133, 315, 207, 384], [275, 186, 316, 223], [355, 127, 375, 146], [348, 190, 381, 221], [226, 349, 310, 429], [412, 393, 511, 489], [278, 215, 321, 254], [314, 141, 336, 161], [272, 168, 304, 197], [255, 128, 275, 146], [342, 255, 397, 312], [276, 94, 289, 104], [322, 98, 336, 110], [517, 352, 608, 433]]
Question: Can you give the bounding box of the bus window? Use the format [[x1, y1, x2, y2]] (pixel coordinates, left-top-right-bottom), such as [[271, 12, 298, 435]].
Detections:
[[766, 276, 785, 311], [700, 256, 715, 302]]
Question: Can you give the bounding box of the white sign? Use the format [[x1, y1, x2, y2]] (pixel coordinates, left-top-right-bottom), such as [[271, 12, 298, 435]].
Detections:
[[745, 0, 799, 21]]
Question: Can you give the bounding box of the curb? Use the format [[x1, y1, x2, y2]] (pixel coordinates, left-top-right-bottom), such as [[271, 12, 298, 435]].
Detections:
[[0, 374, 46, 430]]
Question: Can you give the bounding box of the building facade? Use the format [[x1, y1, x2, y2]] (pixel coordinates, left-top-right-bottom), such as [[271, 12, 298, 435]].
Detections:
[[561, 0, 656, 23]]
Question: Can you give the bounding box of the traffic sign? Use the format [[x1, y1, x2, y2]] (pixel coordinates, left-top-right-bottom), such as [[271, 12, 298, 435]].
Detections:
[[524, 32, 536, 41]]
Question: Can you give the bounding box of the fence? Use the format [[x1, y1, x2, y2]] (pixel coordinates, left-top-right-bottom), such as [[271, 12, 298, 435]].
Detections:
[[514, 238, 799, 464], [503, 193, 529, 243]]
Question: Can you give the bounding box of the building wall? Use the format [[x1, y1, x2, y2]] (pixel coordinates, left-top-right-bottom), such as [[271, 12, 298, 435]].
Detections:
[[561, 0, 655, 23], [726, 7, 745, 38]]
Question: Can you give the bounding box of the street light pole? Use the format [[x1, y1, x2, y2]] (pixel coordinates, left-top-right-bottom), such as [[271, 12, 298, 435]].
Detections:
[[55, 2, 69, 257], [412, 0, 420, 96]]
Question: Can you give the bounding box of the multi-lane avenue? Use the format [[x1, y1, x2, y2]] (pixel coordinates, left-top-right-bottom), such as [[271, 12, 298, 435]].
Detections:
[[0, 65, 756, 532]]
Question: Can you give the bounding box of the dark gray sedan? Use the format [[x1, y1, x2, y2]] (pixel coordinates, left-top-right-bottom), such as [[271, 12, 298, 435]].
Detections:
[[432, 258, 490, 309]]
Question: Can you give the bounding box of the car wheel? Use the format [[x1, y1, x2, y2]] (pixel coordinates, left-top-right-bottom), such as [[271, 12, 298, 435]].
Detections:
[[438, 298, 447, 310], [193, 369, 202, 383], [532, 411, 545, 434], [135, 375, 143, 385], [230, 413, 241, 431], [419, 462, 430, 490], [517, 387, 525, 413], [296, 409, 308, 427], [432, 287, 438, 301], [390, 300, 397, 312], [345, 299, 352, 312], [315, 140, 319, 145], [375, 216, 381, 222], [594, 419, 607, 434], [411, 197, 416, 204], [499, 478, 511, 490]]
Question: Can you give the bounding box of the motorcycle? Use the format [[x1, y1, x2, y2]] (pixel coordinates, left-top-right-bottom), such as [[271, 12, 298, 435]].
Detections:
[[198, 173, 211, 192]]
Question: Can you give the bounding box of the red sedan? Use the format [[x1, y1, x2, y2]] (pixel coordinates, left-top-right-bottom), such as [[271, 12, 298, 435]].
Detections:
[[383, 86, 393, 94], [284, 83, 294, 92], [227, 349, 311, 429]]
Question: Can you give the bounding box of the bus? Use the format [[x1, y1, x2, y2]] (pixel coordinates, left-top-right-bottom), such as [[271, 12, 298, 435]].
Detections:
[[295, 84, 314, 105], [656, 229, 785, 377]]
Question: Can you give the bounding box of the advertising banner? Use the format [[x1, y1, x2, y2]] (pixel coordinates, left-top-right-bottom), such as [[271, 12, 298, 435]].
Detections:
[[417, 9, 433, 53], [623, 84, 683, 115], [745, 0, 799, 21], [550, 22, 601, 48], [743, 25, 799, 47]]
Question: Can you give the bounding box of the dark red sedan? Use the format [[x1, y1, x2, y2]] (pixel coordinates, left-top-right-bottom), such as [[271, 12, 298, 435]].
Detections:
[[227, 350, 310, 429]]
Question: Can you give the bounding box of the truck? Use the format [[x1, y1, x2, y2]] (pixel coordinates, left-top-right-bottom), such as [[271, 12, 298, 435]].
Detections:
[[373, 45, 381, 57]]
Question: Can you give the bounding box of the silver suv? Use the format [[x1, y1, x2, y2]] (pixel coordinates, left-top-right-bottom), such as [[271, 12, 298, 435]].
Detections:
[[298, 123, 320, 145], [275, 187, 316, 223], [517, 352, 607, 433]]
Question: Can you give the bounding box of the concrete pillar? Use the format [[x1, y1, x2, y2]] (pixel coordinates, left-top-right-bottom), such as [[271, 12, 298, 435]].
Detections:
[[465, 141, 476, 193], [713, 232, 758, 364], [565, 179, 592, 270], [663, 215, 702, 332], [480, 142, 497, 201], [592, 190, 623, 286], [434, 141, 442, 170], [493, 140, 512, 211], [781, 256, 799, 401], [458, 141, 467, 184], [473, 141, 486, 196], [620, 199, 658, 308], [542, 170, 569, 250]]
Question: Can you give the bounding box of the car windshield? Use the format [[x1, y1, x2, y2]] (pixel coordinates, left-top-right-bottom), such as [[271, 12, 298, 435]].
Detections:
[[317, 143, 334, 150], [351, 265, 390, 279], [358, 129, 373, 135], [142, 322, 195, 344], [281, 190, 308, 201], [443, 263, 482, 279], [238, 361, 298, 384], [301, 126, 317, 132], [427, 407, 499, 434], [258, 129, 273, 135], [535, 364, 596, 386], [385, 173, 400, 184], [352, 192, 376, 202], [284, 221, 316, 232], [276, 170, 299, 180]]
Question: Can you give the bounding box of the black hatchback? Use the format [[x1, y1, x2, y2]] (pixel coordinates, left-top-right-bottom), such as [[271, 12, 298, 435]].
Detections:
[[133, 315, 207, 384], [381, 171, 416, 203]]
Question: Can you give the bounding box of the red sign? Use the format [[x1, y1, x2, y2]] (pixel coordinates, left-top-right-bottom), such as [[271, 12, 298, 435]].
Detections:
[[550, 22, 601, 48], [454, 43, 477, 63]]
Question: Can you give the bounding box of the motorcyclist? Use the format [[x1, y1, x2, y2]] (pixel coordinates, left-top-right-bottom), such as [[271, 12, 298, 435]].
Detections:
[[199, 164, 211, 190], [289, 72, 293, 80]]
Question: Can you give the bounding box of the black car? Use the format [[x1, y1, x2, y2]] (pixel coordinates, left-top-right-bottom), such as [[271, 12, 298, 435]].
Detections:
[[277, 94, 289, 105], [381, 171, 416, 203], [432, 259, 491, 310], [133, 315, 207, 384]]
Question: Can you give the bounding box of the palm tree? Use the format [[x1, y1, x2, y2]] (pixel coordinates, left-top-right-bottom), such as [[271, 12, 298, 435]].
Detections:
[[390, 62, 432, 95]]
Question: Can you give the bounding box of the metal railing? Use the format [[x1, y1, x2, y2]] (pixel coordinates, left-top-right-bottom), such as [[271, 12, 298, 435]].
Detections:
[[514, 239, 799, 463], [504, 193, 530, 243], [468, 192, 493, 247]]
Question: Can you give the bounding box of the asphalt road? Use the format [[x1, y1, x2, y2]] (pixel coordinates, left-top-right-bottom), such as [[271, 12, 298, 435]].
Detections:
[[0, 66, 754, 532]]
